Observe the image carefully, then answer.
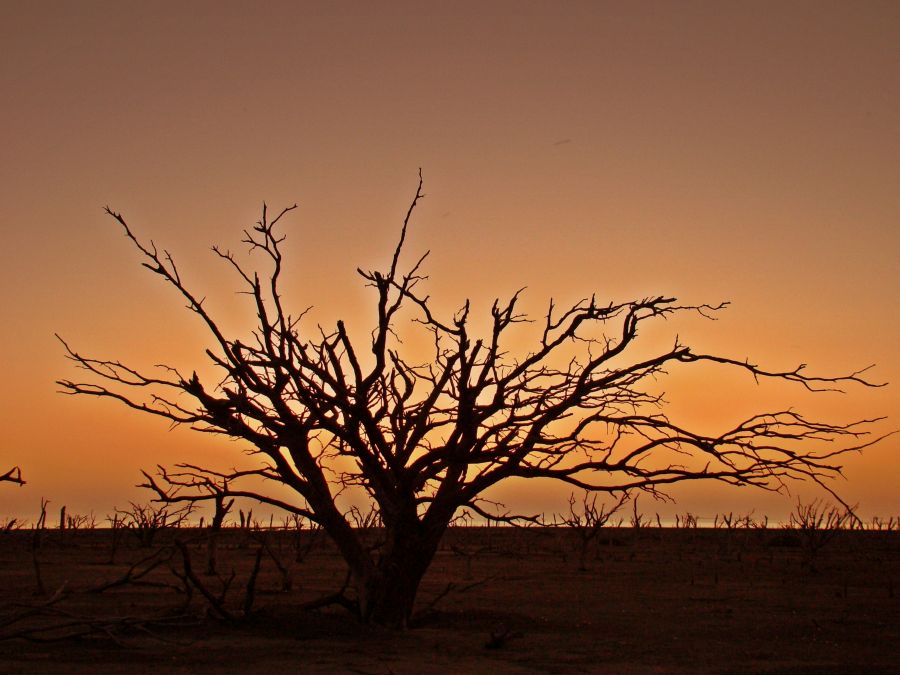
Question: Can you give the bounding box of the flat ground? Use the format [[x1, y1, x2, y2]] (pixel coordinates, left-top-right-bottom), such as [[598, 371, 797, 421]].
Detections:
[[0, 526, 898, 673]]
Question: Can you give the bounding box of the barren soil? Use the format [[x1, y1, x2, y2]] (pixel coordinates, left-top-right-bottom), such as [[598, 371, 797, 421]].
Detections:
[[1, 526, 898, 673]]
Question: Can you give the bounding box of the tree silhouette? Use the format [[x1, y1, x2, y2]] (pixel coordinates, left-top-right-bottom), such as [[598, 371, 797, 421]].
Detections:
[[58, 174, 885, 626]]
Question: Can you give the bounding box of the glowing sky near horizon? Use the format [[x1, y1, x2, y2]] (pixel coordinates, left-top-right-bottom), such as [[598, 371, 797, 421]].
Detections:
[[1, 1, 898, 520]]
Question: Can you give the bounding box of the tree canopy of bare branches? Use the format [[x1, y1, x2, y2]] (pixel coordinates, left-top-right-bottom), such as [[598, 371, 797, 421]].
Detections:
[[58, 173, 887, 626]]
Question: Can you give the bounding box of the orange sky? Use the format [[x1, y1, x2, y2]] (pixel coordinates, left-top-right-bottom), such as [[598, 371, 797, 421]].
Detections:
[[2, 1, 898, 522]]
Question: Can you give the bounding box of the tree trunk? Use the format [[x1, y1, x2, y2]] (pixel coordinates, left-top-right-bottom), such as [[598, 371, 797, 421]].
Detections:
[[355, 517, 447, 628], [362, 564, 427, 628]]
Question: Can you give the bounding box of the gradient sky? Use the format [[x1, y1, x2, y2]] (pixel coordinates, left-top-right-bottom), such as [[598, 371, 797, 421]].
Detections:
[[2, 1, 898, 522]]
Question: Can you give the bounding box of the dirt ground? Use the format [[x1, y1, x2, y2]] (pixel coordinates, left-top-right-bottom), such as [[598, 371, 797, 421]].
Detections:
[[1, 525, 898, 673]]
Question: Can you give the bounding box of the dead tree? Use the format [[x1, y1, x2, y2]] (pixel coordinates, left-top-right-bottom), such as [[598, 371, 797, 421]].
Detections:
[[115, 501, 193, 548], [57, 173, 888, 627], [786, 498, 855, 572], [141, 466, 235, 574], [559, 491, 629, 570]]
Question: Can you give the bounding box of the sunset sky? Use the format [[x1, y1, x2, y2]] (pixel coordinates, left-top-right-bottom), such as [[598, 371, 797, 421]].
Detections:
[[2, 1, 898, 522]]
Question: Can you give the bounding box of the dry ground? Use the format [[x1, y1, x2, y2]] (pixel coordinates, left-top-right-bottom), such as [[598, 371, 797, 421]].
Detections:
[[1, 526, 898, 673]]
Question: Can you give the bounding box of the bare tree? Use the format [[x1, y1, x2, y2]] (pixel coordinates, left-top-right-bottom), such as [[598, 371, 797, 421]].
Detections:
[[1, 466, 24, 485], [115, 501, 193, 548], [57, 174, 888, 627], [786, 497, 855, 572], [558, 491, 630, 571]]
